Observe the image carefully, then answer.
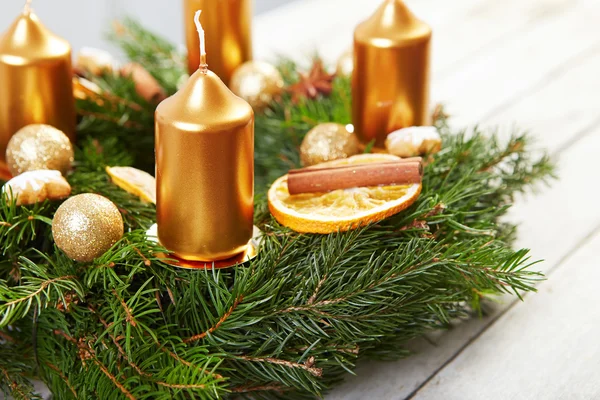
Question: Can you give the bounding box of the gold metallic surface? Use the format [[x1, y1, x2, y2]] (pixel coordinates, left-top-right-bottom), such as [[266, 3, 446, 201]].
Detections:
[[156, 69, 254, 261], [52, 194, 124, 262], [300, 123, 361, 167], [6, 124, 74, 176], [0, 10, 76, 169], [147, 224, 260, 270], [352, 0, 431, 147], [184, 0, 253, 86], [230, 61, 284, 112]]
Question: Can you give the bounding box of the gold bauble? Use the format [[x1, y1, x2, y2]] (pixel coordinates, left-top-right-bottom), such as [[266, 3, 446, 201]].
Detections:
[[300, 123, 361, 167], [6, 124, 74, 177], [52, 194, 124, 262], [230, 61, 284, 112], [336, 49, 354, 77]]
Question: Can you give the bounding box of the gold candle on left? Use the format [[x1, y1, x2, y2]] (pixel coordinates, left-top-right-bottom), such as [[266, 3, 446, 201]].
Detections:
[[0, 3, 76, 168], [156, 11, 254, 261]]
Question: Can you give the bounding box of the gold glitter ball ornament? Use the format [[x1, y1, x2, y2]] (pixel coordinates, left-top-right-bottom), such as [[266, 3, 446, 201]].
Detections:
[[230, 61, 284, 112], [52, 194, 124, 262], [300, 123, 361, 167], [6, 124, 74, 177]]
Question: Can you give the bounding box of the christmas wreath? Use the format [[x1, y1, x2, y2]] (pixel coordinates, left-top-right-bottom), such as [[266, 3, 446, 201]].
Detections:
[[0, 19, 554, 399]]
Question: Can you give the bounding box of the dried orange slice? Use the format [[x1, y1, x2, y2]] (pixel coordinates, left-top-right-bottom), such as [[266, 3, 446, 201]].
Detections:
[[106, 166, 156, 204], [268, 154, 422, 234]]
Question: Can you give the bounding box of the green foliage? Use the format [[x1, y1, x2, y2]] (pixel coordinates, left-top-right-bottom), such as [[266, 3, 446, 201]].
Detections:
[[109, 17, 187, 95], [0, 21, 555, 399]]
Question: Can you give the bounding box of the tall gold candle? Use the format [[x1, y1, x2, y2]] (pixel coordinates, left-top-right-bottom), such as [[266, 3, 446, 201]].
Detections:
[[156, 11, 254, 261], [184, 0, 253, 86], [0, 2, 76, 168], [352, 0, 431, 148]]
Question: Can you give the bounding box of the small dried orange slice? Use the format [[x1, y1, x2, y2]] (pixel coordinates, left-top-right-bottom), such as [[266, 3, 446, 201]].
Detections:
[[106, 166, 156, 204], [268, 154, 422, 234]]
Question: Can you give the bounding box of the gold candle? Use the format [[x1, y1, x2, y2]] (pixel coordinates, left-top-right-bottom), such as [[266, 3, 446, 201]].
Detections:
[[0, 2, 76, 168], [352, 0, 431, 147], [184, 0, 253, 86], [156, 11, 254, 261]]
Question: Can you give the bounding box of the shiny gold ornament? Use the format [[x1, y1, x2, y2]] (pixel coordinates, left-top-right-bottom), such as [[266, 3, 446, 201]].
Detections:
[[6, 124, 74, 176], [52, 194, 124, 262], [147, 223, 260, 270], [156, 12, 254, 262], [0, 7, 76, 170], [336, 49, 354, 77], [300, 123, 361, 167], [230, 61, 284, 112], [353, 0, 432, 148], [184, 0, 253, 86]]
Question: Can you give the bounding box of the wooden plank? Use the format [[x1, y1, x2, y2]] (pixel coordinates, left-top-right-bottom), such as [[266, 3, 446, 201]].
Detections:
[[490, 50, 600, 268], [312, 0, 576, 73], [328, 2, 600, 395], [255, 0, 600, 137], [328, 121, 600, 399], [413, 225, 600, 399], [484, 51, 600, 155], [436, 0, 600, 127], [432, 0, 575, 76], [254, 0, 496, 65], [253, 0, 579, 77], [429, 52, 600, 371]]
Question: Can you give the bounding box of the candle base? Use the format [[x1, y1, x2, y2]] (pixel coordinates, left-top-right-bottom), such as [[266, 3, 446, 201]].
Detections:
[[146, 224, 260, 270]]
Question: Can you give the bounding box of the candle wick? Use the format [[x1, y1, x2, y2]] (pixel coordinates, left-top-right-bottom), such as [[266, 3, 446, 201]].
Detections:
[[23, 0, 33, 14], [194, 10, 208, 73]]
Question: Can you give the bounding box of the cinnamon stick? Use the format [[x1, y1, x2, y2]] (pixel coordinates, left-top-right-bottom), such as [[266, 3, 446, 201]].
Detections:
[[121, 63, 167, 103], [287, 160, 423, 195], [289, 157, 422, 175]]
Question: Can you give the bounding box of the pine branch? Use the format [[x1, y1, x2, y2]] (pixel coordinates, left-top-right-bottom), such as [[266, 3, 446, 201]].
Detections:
[[110, 18, 186, 95], [184, 295, 245, 343], [0, 253, 83, 328], [0, 365, 41, 400], [0, 329, 41, 400]]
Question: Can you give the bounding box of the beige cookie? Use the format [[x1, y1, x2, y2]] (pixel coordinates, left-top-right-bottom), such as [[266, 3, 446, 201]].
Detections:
[[3, 170, 71, 206], [385, 127, 442, 158], [75, 46, 117, 75]]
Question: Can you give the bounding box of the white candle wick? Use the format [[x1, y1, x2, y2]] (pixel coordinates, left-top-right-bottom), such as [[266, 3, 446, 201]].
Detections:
[[24, 0, 33, 14], [194, 10, 208, 71]]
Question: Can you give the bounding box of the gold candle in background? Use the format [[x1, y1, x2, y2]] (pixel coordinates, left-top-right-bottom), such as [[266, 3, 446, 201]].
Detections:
[[156, 11, 254, 261], [184, 0, 253, 86], [352, 0, 431, 148], [0, 2, 76, 169]]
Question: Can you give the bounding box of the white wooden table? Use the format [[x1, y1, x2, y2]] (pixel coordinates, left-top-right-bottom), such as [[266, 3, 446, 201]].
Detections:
[[255, 0, 600, 398]]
